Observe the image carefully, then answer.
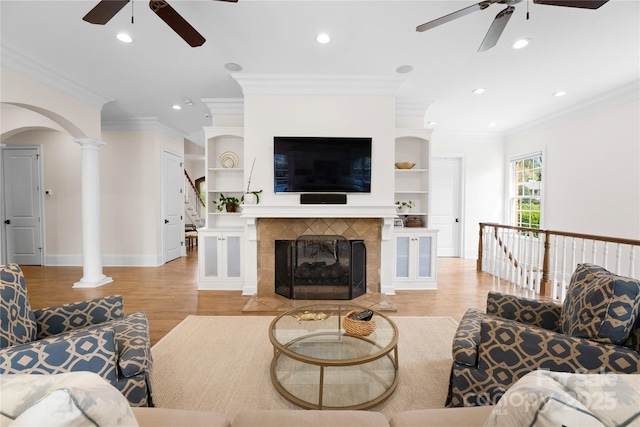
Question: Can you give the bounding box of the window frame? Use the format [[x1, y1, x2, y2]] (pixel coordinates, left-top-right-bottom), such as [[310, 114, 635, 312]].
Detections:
[[507, 150, 545, 229]]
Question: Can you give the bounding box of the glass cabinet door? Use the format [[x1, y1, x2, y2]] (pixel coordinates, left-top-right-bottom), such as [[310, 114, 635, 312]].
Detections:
[[204, 235, 220, 278], [416, 235, 432, 278], [225, 234, 241, 278], [395, 235, 410, 278]]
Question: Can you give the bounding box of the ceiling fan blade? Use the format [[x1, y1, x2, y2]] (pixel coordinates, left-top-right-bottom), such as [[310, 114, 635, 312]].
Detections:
[[533, 0, 608, 9], [83, 0, 130, 25], [416, 0, 498, 32], [149, 1, 206, 47], [478, 6, 515, 52]]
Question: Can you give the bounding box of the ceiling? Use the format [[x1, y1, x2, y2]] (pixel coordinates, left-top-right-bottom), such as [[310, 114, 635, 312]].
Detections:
[[1, 0, 638, 145]]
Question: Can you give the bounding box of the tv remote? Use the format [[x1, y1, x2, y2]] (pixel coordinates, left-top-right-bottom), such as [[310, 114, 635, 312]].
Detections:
[[350, 309, 374, 321]]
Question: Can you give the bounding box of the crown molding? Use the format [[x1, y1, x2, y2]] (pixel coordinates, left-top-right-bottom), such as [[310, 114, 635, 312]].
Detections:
[[101, 117, 185, 141], [231, 74, 406, 96], [201, 98, 244, 115], [1, 42, 111, 109], [506, 79, 640, 140], [396, 100, 431, 117]]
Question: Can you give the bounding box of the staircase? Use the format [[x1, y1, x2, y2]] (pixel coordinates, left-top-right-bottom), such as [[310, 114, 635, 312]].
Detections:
[[184, 170, 205, 228]]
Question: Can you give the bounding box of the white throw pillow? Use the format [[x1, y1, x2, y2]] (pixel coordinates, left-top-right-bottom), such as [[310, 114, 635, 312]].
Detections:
[[483, 371, 640, 427], [0, 372, 138, 427]]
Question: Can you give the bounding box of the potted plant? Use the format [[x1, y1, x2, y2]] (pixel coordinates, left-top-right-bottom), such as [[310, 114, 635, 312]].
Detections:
[[214, 194, 241, 212], [395, 200, 415, 214]]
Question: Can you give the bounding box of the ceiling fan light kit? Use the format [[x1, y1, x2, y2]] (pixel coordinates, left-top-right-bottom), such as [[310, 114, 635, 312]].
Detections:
[[82, 0, 239, 47], [416, 0, 609, 52]]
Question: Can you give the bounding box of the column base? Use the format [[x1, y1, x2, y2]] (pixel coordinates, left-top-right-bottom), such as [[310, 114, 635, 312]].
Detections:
[[73, 275, 113, 288]]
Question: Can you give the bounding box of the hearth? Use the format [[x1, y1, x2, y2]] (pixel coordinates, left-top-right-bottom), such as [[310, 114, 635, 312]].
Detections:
[[275, 235, 366, 300]]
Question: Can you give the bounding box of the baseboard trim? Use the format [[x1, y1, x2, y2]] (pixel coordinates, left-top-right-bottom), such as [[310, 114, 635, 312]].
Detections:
[[45, 254, 163, 267]]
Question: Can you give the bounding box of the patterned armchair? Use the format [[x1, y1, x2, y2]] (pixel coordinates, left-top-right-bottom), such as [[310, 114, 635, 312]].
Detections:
[[0, 263, 153, 407], [447, 263, 640, 407]]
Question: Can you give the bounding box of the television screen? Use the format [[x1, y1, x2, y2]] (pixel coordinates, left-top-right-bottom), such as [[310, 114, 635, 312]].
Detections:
[[274, 137, 372, 193]]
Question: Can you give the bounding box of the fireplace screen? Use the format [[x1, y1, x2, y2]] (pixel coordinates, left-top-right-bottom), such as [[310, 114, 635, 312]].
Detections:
[[275, 235, 366, 300]]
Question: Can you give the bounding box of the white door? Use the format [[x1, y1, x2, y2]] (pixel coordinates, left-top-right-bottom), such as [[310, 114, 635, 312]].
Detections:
[[162, 150, 183, 263], [431, 157, 462, 257], [2, 147, 43, 265]]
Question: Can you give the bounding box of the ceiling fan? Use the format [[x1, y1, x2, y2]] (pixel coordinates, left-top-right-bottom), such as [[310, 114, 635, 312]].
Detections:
[[83, 0, 238, 47], [416, 0, 609, 52]]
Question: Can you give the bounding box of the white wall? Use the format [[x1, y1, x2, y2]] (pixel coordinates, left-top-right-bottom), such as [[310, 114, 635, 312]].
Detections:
[[243, 95, 396, 207], [431, 133, 505, 258], [506, 99, 640, 240]]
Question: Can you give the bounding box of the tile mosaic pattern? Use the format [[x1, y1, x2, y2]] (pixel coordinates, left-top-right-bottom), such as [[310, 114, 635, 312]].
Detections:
[[256, 218, 382, 295]]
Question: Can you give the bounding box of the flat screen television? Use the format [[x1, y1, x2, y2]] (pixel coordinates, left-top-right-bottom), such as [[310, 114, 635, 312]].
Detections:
[[274, 136, 372, 193]]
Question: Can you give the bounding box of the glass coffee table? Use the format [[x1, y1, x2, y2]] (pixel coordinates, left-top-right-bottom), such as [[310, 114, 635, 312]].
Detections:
[[269, 304, 399, 410]]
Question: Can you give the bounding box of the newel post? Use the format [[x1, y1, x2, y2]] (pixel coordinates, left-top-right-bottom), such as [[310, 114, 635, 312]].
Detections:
[[73, 138, 112, 288], [477, 223, 485, 271], [541, 232, 551, 296]]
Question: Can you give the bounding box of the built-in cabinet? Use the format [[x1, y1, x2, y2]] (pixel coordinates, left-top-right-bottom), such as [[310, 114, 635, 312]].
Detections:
[[198, 229, 243, 289], [392, 128, 437, 290], [393, 229, 438, 289], [199, 126, 245, 290]]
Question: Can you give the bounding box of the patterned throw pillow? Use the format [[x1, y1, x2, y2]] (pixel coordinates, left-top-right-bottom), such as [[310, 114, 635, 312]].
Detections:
[[561, 263, 640, 345], [0, 263, 37, 348]]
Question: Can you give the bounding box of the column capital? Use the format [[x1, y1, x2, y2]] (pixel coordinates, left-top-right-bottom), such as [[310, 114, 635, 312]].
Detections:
[[74, 138, 106, 149]]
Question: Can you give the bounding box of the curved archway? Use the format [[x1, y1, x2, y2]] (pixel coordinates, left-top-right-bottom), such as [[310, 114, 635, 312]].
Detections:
[[1, 102, 86, 140]]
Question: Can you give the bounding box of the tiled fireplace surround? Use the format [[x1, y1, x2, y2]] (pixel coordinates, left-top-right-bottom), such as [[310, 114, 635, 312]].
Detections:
[[256, 217, 382, 295]]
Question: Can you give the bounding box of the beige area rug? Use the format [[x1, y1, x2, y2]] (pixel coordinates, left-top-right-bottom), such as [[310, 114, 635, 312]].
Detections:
[[150, 315, 457, 421]]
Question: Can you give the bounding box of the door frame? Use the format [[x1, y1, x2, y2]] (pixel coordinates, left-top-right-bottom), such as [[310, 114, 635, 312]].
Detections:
[[1, 145, 45, 266], [431, 155, 465, 258], [161, 148, 184, 264]]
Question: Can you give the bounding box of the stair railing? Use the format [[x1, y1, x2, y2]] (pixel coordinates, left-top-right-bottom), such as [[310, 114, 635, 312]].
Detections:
[[478, 223, 639, 301], [184, 170, 205, 226]]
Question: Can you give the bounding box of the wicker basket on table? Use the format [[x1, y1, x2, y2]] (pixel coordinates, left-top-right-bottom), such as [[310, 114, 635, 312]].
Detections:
[[342, 311, 377, 336]]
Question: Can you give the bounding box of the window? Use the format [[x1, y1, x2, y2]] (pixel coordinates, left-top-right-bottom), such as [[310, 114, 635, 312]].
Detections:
[[509, 153, 542, 229]]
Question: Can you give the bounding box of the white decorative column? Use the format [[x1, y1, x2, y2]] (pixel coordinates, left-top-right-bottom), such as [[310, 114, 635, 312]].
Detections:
[[73, 138, 112, 288]]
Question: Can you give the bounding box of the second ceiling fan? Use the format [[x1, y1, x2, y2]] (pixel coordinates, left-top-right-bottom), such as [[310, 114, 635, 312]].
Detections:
[[83, 0, 238, 47], [416, 0, 609, 52]]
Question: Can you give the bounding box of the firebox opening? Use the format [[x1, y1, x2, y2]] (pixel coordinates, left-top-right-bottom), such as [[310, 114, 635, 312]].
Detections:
[[275, 235, 366, 300]]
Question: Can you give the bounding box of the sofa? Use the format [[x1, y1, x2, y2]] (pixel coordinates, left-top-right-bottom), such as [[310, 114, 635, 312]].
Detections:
[[447, 263, 640, 407], [2, 371, 638, 426], [0, 263, 153, 406]]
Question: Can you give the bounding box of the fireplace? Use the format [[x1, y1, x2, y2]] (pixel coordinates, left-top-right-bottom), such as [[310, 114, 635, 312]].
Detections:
[[275, 235, 366, 300]]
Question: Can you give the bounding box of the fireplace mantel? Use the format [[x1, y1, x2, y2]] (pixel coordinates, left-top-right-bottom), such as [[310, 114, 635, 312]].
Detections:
[[241, 204, 397, 241]]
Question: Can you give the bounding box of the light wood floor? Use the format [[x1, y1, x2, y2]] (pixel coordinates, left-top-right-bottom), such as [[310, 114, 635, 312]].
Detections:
[[20, 247, 539, 346]]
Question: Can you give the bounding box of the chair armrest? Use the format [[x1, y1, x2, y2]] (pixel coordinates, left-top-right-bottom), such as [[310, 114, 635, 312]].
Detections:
[[33, 295, 124, 339], [486, 291, 562, 332], [452, 308, 484, 367], [478, 316, 640, 379], [0, 325, 119, 383], [112, 312, 152, 377]]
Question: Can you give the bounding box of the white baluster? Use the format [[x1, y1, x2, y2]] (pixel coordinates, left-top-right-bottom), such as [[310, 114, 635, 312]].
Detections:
[[615, 243, 622, 275], [603, 242, 609, 270], [630, 246, 636, 278]]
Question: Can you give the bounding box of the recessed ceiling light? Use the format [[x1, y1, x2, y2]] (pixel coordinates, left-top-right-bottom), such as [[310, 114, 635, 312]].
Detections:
[[184, 99, 194, 106], [512, 38, 530, 49], [172, 104, 182, 110], [427, 121, 437, 126], [472, 88, 486, 95], [489, 122, 497, 127], [553, 91, 567, 97], [316, 33, 330, 44], [116, 33, 132, 43], [396, 65, 414, 74], [224, 63, 243, 72]]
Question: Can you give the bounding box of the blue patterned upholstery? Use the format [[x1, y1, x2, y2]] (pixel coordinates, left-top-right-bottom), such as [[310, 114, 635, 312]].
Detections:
[[561, 263, 640, 345], [1, 264, 37, 347], [0, 264, 153, 407], [446, 271, 640, 408]]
